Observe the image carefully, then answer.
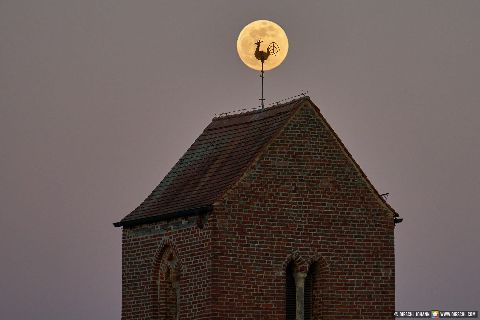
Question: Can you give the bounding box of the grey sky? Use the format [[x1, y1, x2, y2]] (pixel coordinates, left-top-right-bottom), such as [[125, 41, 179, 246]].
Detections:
[[1, 1, 479, 319]]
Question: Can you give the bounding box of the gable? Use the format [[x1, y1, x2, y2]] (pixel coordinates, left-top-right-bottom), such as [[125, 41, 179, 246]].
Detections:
[[306, 100, 397, 218], [218, 100, 396, 220]]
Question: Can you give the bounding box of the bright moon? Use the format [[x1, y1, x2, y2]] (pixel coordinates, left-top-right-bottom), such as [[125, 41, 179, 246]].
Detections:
[[237, 20, 289, 71]]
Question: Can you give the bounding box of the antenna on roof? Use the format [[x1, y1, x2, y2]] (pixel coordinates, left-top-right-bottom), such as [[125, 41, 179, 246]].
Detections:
[[236, 20, 289, 109]]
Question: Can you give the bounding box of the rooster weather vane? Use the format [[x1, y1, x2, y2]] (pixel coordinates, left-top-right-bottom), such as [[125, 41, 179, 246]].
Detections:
[[236, 20, 289, 109], [254, 40, 280, 108]]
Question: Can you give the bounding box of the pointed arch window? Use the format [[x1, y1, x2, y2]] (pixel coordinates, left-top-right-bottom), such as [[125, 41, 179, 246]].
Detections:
[[155, 248, 180, 320]]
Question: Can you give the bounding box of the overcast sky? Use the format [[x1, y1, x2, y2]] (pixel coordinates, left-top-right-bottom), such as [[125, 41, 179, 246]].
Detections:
[[1, 1, 479, 319]]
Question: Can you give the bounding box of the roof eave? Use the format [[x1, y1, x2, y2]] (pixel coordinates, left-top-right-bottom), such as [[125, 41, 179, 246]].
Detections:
[[113, 205, 213, 228]]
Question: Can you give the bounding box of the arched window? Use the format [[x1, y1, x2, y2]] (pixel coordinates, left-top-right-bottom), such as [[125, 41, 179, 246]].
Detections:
[[285, 262, 296, 320], [286, 259, 324, 320], [155, 248, 180, 320]]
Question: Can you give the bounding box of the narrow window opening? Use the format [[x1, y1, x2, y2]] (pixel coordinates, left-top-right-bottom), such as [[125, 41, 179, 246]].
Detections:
[[165, 268, 176, 319], [286, 262, 296, 320], [155, 247, 180, 320], [304, 267, 313, 320]]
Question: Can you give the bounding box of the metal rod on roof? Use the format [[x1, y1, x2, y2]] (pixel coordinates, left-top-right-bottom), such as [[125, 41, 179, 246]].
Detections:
[[260, 60, 265, 109]]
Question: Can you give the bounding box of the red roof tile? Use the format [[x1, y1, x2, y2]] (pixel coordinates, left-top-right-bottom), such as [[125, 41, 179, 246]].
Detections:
[[116, 98, 305, 226]]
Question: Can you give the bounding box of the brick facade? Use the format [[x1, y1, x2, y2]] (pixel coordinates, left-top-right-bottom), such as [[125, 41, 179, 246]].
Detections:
[[116, 98, 397, 319]]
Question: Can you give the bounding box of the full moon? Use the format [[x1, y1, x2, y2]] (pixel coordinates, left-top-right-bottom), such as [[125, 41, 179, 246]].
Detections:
[[237, 20, 289, 71]]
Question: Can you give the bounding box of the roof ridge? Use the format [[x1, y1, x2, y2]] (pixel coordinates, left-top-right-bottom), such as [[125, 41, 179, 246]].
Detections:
[[213, 96, 309, 121], [207, 109, 295, 132]]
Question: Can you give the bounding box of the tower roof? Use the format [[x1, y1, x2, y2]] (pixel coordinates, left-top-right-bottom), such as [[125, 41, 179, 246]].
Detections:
[[115, 98, 304, 227], [114, 97, 398, 227]]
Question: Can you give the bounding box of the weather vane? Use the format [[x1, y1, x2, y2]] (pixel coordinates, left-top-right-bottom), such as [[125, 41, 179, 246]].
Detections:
[[237, 20, 289, 108]]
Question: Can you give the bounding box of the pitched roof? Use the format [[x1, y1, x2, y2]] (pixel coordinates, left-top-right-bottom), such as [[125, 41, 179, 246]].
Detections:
[[115, 96, 399, 227], [115, 98, 306, 227]]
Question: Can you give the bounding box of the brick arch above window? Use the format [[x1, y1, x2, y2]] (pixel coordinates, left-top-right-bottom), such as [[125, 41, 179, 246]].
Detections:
[[305, 253, 330, 271], [152, 238, 183, 274], [281, 251, 309, 276]]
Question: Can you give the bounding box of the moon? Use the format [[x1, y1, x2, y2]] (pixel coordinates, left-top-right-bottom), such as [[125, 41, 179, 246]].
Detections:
[[237, 20, 289, 71]]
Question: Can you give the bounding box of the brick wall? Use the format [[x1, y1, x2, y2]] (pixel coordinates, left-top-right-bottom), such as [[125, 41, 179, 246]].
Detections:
[[120, 101, 395, 319], [121, 213, 214, 319], [211, 102, 395, 319]]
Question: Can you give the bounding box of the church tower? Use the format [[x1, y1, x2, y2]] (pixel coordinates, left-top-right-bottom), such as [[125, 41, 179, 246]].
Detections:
[[114, 97, 400, 319]]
